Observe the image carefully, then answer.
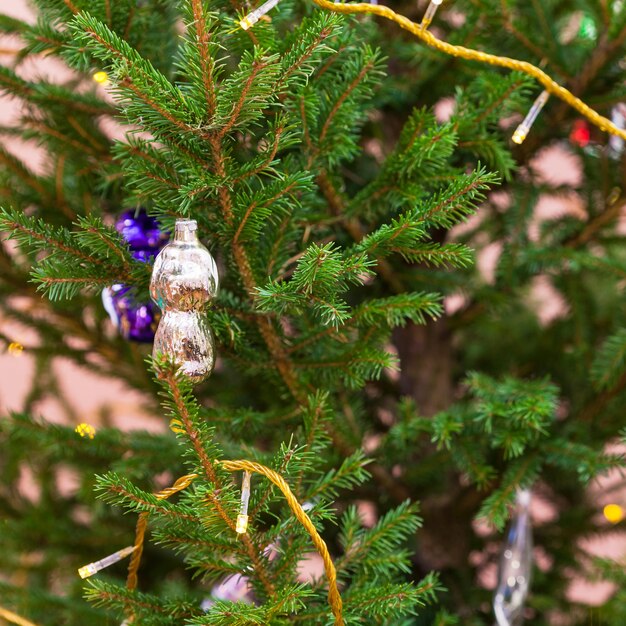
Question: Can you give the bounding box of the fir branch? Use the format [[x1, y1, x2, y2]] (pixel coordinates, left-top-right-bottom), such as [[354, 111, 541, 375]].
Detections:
[[156, 533, 247, 557], [591, 328, 626, 391], [185, 0, 218, 117], [319, 54, 376, 144], [471, 76, 530, 126], [418, 168, 499, 229], [337, 500, 422, 577], [277, 13, 340, 91], [345, 576, 441, 619], [69, 12, 202, 144], [232, 174, 308, 244], [477, 456, 541, 529], [96, 473, 200, 522], [0, 149, 50, 200], [232, 122, 286, 184], [86, 580, 201, 621], [317, 171, 406, 293], [155, 362, 225, 494], [564, 201, 625, 248], [74, 215, 132, 269], [155, 361, 278, 599], [306, 449, 370, 500], [24, 118, 106, 157], [218, 56, 272, 138], [352, 293, 443, 328], [0, 208, 102, 265], [251, 445, 296, 518], [0, 66, 115, 116], [62, 0, 79, 15], [207, 126, 306, 401], [544, 439, 623, 483], [208, 110, 408, 517]]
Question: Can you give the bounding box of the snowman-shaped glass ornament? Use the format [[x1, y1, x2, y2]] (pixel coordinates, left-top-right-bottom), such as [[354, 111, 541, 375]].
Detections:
[[150, 219, 219, 383]]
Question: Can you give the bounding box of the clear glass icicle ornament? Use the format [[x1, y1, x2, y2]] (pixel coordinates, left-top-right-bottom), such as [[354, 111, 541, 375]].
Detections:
[[150, 219, 219, 383], [493, 488, 533, 626]]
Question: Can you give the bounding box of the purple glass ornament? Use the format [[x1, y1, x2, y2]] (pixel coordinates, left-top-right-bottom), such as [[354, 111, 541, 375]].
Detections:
[[103, 209, 168, 342], [115, 209, 167, 256], [102, 285, 159, 343]]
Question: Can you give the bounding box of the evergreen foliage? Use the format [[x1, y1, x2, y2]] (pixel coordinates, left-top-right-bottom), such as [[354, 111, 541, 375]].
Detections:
[[0, 0, 625, 624]]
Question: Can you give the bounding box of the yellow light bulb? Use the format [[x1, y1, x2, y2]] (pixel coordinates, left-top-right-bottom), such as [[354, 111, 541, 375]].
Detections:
[[78, 545, 135, 579], [603, 504, 624, 524], [75, 423, 96, 439], [239, 0, 281, 30], [512, 128, 527, 144], [236, 513, 249, 534], [511, 90, 550, 144], [7, 342, 24, 356], [93, 71, 109, 85]]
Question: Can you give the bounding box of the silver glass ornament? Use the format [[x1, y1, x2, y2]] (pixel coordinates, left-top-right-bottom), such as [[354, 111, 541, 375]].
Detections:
[[493, 489, 533, 626], [150, 219, 219, 383]]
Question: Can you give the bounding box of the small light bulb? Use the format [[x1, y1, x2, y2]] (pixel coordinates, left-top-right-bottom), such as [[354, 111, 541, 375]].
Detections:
[[236, 471, 252, 534], [512, 128, 527, 144], [7, 342, 24, 356], [603, 504, 624, 524], [93, 71, 109, 85], [78, 546, 135, 578], [512, 90, 549, 145], [236, 514, 249, 534], [75, 423, 96, 439], [421, 0, 444, 29], [239, 0, 281, 30]]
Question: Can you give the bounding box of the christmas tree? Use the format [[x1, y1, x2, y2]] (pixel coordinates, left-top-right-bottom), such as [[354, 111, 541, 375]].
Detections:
[[1, 0, 626, 624]]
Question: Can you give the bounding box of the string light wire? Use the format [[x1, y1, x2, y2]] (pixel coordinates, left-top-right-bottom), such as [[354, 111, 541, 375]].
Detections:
[[126, 472, 198, 590], [121, 462, 344, 625], [221, 459, 344, 625], [299, 0, 626, 141], [0, 606, 40, 626]]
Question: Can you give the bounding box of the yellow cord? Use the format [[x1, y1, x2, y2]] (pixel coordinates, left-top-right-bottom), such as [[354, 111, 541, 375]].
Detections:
[[0, 607, 40, 626], [126, 473, 199, 590], [123, 463, 343, 624], [221, 459, 344, 625], [308, 0, 626, 141], [126, 513, 148, 592]]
